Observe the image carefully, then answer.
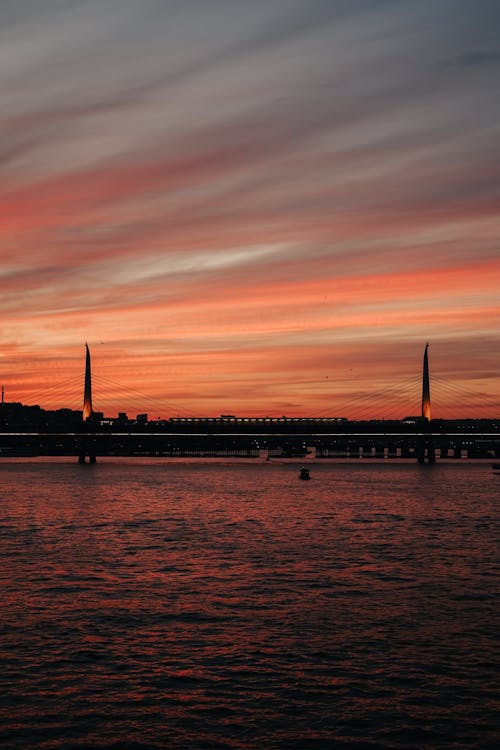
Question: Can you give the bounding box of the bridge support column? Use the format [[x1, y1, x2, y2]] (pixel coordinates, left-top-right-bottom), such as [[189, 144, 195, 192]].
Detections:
[[78, 452, 96, 464], [428, 441, 435, 464], [417, 434, 435, 464], [77, 434, 97, 464]]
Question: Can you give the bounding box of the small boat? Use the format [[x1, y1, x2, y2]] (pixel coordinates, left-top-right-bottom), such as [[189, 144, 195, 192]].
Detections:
[[299, 467, 310, 480]]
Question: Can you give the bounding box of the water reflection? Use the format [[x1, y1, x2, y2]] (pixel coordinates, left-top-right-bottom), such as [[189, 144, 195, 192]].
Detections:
[[0, 461, 497, 749]]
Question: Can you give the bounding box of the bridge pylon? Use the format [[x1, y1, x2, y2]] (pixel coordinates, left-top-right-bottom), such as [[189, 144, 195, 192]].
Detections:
[[417, 342, 435, 464], [79, 343, 97, 464]]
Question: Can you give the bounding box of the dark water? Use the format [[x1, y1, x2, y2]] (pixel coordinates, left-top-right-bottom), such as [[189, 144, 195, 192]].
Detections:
[[0, 459, 498, 750]]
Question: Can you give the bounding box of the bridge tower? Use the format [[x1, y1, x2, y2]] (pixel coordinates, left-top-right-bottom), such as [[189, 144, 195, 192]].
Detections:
[[83, 343, 93, 422], [79, 343, 96, 464], [422, 342, 431, 421], [418, 342, 435, 464]]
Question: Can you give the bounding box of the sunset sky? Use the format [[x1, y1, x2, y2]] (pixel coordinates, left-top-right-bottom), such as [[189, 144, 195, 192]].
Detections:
[[1, 0, 499, 419]]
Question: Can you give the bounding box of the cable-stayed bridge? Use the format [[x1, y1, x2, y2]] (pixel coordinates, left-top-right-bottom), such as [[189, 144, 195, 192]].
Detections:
[[1, 345, 498, 463], [8, 342, 499, 423]]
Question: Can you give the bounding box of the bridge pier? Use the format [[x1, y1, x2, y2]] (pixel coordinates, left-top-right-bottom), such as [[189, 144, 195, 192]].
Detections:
[[417, 434, 435, 464], [77, 433, 97, 464], [78, 452, 96, 464]]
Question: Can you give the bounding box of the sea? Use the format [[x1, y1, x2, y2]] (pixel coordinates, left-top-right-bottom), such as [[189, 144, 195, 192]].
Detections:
[[0, 459, 498, 750]]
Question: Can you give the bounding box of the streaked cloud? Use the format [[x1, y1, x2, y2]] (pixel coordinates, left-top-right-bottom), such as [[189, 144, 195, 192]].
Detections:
[[0, 0, 498, 417]]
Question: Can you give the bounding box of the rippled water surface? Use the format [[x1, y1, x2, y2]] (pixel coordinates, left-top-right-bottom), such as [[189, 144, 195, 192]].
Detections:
[[0, 460, 498, 749]]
